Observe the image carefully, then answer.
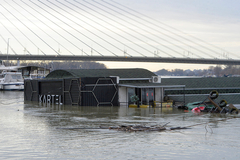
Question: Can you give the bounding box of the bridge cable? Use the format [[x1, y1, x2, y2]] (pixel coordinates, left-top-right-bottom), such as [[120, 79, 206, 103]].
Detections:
[[64, 0, 149, 57], [0, 3, 58, 56], [56, 0, 134, 57], [32, 0, 109, 57], [28, 0, 98, 56], [102, 0, 219, 58], [95, 0, 214, 58], [18, 0, 89, 56], [52, 0, 144, 57], [75, 0, 171, 57], [110, 0, 240, 59], [107, 0, 240, 59], [0, 13, 33, 55], [0, 34, 17, 55], [1, 0, 237, 60], [8, 0, 75, 56], [75, 0, 181, 58], [86, 0, 195, 58], [4, 0, 61, 56], [68, 0, 172, 57], [47, 0, 120, 57], [0, 12, 39, 55]]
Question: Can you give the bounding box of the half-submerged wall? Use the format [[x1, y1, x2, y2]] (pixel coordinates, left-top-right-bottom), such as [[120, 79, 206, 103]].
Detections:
[[24, 77, 118, 106], [161, 77, 240, 104]]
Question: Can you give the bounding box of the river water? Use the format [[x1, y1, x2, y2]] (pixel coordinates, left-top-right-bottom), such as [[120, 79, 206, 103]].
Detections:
[[0, 91, 240, 160]]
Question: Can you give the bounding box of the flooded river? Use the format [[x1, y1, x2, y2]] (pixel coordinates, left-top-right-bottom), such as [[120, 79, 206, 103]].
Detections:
[[0, 91, 240, 159]]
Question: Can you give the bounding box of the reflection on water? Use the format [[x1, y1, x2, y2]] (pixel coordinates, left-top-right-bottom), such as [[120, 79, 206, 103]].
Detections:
[[0, 91, 240, 159]]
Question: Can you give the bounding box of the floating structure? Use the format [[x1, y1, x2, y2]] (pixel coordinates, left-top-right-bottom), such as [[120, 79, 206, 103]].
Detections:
[[0, 62, 49, 91], [24, 68, 185, 106], [24, 69, 240, 107], [19, 66, 50, 79], [0, 63, 50, 80]]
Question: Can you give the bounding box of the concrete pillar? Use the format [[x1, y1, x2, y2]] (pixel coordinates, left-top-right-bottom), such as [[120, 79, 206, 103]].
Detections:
[[118, 86, 127, 106], [155, 87, 164, 102]]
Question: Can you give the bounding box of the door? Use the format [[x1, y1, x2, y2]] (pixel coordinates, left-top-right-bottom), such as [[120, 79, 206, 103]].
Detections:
[[141, 88, 154, 105]]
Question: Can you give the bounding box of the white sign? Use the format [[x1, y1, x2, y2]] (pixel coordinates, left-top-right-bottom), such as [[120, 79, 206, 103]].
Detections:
[[39, 94, 62, 105]]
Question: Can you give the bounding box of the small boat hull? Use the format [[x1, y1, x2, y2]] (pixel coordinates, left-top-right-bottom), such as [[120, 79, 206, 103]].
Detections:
[[0, 83, 24, 91], [0, 71, 24, 91]]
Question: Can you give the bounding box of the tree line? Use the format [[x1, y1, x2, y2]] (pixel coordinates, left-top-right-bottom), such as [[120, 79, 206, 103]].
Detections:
[[155, 65, 240, 77], [3, 60, 107, 70]]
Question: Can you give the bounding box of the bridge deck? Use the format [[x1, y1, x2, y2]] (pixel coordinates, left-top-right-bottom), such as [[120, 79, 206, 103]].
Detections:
[[0, 54, 239, 65]]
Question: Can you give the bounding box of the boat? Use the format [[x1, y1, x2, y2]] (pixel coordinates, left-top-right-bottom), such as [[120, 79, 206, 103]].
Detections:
[[0, 65, 49, 80], [0, 71, 24, 91], [0, 60, 50, 91]]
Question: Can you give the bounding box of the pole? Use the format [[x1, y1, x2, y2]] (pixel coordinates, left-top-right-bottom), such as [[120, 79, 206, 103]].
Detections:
[[7, 38, 10, 65], [161, 87, 163, 109]]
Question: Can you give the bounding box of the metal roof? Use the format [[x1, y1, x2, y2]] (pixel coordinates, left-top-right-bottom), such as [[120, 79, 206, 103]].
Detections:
[[118, 83, 185, 88], [46, 68, 156, 79], [161, 77, 240, 88]]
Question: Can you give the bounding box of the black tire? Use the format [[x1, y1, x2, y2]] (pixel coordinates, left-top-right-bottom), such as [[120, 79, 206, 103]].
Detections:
[[219, 99, 227, 108], [209, 90, 219, 99], [230, 108, 239, 114]]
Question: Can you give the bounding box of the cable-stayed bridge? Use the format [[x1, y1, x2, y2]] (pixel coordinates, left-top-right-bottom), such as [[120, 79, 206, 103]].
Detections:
[[0, 0, 239, 65]]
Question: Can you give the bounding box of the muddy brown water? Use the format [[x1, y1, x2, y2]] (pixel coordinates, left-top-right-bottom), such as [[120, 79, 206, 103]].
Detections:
[[0, 91, 240, 159]]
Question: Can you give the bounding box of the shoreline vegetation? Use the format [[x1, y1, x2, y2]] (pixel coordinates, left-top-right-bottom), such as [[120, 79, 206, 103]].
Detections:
[[155, 65, 240, 77], [2, 60, 107, 70]]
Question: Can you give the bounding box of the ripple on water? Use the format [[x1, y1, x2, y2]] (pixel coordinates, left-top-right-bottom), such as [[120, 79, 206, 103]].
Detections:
[[0, 91, 240, 159]]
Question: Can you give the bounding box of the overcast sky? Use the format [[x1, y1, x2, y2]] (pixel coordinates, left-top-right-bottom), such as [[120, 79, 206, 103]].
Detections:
[[102, 0, 240, 71], [0, 0, 239, 71]]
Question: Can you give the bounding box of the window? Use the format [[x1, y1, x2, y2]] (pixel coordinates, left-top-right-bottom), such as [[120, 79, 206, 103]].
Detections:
[[127, 88, 135, 104]]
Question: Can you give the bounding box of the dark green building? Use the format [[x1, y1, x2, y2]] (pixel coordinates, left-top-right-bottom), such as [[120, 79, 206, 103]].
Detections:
[[160, 77, 240, 105], [24, 68, 240, 106]]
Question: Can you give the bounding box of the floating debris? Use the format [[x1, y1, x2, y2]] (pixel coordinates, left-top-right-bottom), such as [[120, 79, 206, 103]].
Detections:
[[169, 127, 191, 130], [108, 125, 167, 132], [57, 117, 238, 134], [57, 122, 192, 132], [186, 90, 239, 114]]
